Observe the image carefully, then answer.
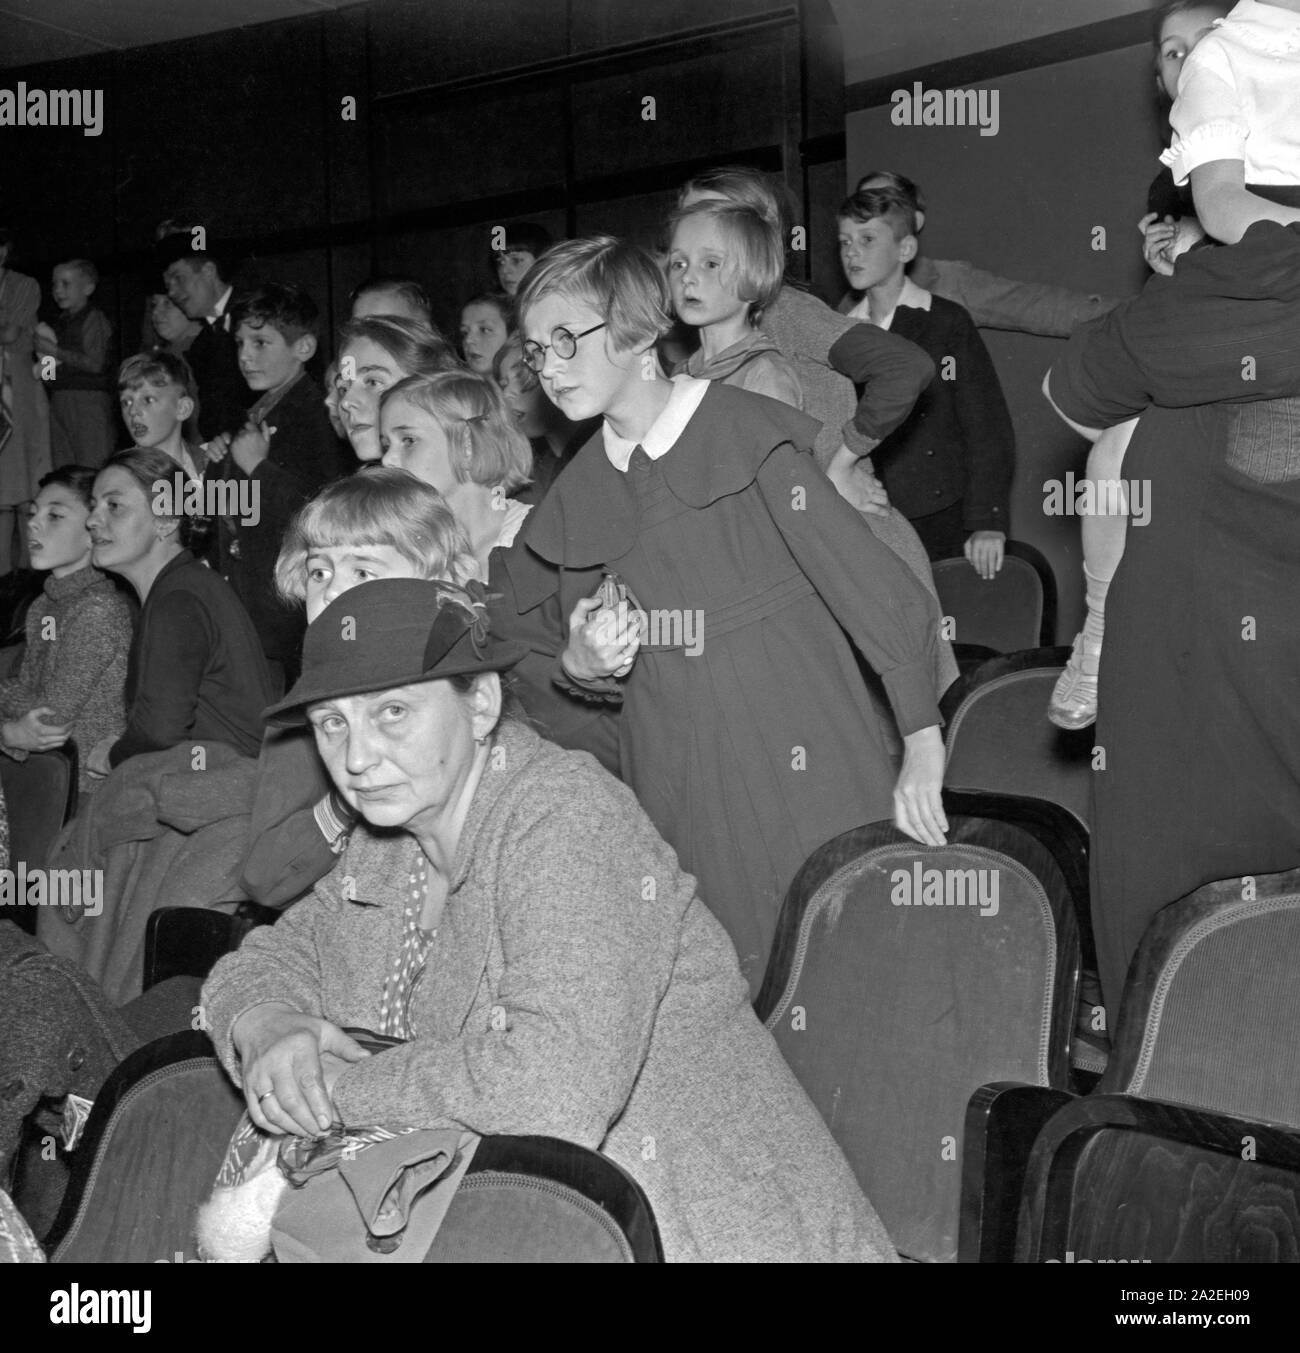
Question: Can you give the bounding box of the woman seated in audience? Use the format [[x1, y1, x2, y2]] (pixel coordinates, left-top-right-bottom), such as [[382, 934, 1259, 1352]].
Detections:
[[334, 316, 459, 463], [0, 466, 133, 797], [492, 333, 596, 503], [241, 468, 474, 906], [379, 369, 620, 774], [203, 578, 897, 1264], [457, 293, 511, 375], [83, 447, 275, 775]]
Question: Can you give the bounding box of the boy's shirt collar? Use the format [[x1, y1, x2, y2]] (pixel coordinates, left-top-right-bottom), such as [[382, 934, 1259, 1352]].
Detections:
[[845, 275, 932, 331], [246, 367, 305, 424], [602, 374, 710, 472], [208, 285, 233, 330]]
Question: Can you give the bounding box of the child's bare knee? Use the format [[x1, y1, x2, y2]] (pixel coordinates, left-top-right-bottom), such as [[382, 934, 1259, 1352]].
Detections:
[[1086, 418, 1137, 481]]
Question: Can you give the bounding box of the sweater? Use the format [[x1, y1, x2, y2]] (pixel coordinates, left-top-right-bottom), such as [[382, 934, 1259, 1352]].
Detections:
[[110, 550, 277, 767], [50, 306, 113, 394], [763, 284, 934, 470], [203, 720, 897, 1263], [0, 566, 133, 792]]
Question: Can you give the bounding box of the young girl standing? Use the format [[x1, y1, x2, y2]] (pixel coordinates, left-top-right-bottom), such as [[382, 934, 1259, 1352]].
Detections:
[[1049, 0, 1300, 729], [667, 200, 803, 408], [509, 236, 947, 993]]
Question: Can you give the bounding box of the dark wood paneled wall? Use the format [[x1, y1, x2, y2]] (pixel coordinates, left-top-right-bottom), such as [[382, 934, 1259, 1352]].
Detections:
[[1, 0, 843, 355]]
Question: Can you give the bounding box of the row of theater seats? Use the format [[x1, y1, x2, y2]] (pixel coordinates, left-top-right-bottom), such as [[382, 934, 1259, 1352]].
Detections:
[[7, 542, 1299, 1263]]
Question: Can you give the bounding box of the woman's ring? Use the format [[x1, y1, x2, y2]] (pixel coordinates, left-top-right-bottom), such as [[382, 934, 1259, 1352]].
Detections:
[[257, 1089, 275, 1102]]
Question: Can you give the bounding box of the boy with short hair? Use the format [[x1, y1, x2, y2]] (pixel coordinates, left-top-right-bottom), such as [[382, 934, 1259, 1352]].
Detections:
[[35, 259, 117, 467], [853, 170, 1118, 336], [216, 282, 346, 681], [349, 276, 433, 324], [836, 185, 1014, 574], [493, 222, 553, 296], [117, 351, 204, 479], [117, 350, 216, 562]]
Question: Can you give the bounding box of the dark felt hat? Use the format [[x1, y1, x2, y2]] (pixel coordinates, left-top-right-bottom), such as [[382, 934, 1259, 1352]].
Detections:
[[264, 578, 527, 727]]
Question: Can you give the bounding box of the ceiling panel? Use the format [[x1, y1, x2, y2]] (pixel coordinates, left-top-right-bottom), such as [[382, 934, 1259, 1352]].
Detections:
[[0, 0, 357, 68], [0, 0, 1163, 77]]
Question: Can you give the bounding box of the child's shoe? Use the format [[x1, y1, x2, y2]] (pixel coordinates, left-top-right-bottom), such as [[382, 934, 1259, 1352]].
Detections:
[[1048, 631, 1100, 729]]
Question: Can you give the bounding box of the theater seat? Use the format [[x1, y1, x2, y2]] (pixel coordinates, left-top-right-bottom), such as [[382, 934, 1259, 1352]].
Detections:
[[931, 540, 1057, 655], [48, 1031, 663, 1264], [942, 647, 1093, 831], [995, 1091, 1300, 1264], [755, 793, 1080, 1262], [143, 902, 280, 991], [1100, 867, 1300, 1128]]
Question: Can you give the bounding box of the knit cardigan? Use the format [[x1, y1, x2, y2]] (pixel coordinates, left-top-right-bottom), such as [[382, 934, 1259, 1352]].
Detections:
[[203, 720, 897, 1263], [0, 566, 133, 792]]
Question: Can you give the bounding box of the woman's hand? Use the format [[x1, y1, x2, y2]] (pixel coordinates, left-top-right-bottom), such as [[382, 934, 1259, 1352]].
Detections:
[[2, 708, 71, 753], [561, 594, 642, 682], [894, 725, 948, 847], [233, 1002, 370, 1138]]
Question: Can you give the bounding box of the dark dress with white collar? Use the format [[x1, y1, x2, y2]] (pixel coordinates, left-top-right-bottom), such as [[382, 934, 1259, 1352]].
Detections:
[[504, 382, 944, 992]]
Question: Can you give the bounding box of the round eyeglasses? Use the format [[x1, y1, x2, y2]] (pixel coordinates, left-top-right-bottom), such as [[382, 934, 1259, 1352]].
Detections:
[[521, 322, 607, 373]]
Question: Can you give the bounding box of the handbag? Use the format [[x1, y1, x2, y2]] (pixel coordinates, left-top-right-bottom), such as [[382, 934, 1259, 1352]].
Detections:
[[271, 1124, 478, 1263], [199, 1028, 478, 1263]]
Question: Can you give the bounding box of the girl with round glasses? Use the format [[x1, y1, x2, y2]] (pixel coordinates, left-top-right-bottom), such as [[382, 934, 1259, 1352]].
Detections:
[[506, 235, 948, 994]]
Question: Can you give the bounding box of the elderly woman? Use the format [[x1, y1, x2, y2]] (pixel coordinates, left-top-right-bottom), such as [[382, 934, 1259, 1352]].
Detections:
[[202, 579, 896, 1262]]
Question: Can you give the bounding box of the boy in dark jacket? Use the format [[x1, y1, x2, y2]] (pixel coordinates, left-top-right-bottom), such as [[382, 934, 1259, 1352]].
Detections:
[[217, 283, 347, 683], [837, 184, 1014, 574]]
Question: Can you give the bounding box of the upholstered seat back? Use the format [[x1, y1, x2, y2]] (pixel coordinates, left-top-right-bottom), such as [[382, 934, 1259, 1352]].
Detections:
[[932, 543, 1054, 654], [943, 651, 1093, 831], [1103, 870, 1300, 1128], [49, 1035, 663, 1264], [758, 813, 1079, 1262], [50, 1034, 241, 1263], [1013, 1093, 1300, 1264]]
